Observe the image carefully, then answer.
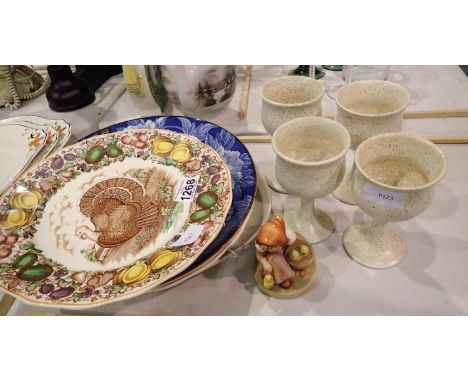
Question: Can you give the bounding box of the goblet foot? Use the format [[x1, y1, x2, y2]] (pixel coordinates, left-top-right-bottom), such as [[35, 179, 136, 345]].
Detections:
[[284, 202, 335, 243], [266, 167, 288, 194], [343, 221, 406, 268], [332, 173, 356, 205]]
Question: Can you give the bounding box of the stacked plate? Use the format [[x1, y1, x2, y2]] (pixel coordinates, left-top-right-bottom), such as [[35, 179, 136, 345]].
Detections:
[[0, 116, 71, 196], [0, 116, 270, 309]]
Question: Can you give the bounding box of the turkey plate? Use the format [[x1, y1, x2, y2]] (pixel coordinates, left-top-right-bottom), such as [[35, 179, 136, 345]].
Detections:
[[0, 129, 232, 308]]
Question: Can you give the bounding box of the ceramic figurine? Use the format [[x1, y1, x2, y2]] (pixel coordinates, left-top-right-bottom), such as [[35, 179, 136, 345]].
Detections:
[[0, 65, 50, 110], [254, 215, 316, 299]]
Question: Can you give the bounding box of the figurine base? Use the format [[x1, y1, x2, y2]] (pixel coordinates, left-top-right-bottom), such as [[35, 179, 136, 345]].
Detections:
[[343, 221, 407, 268], [254, 258, 316, 299]]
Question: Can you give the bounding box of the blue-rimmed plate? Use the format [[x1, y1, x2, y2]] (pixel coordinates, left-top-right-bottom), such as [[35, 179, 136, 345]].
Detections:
[[79, 116, 256, 274]]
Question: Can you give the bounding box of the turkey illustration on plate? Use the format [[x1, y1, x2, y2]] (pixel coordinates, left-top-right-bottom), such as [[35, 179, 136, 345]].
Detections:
[[34, 158, 190, 272], [0, 129, 232, 307]]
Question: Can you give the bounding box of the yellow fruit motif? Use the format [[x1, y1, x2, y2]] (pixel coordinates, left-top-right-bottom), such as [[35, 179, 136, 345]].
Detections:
[[289, 249, 302, 262], [149, 248, 181, 271], [152, 136, 174, 155], [151, 253, 174, 269], [299, 244, 309, 255], [114, 268, 127, 285], [17, 191, 40, 209], [10, 189, 42, 210], [153, 135, 171, 144], [0, 215, 13, 229], [263, 274, 274, 290], [173, 141, 191, 150], [1, 209, 31, 229], [122, 263, 151, 285], [9, 194, 19, 208], [30, 188, 43, 200], [170, 146, 192, 163], [153, 141, 174, 155]]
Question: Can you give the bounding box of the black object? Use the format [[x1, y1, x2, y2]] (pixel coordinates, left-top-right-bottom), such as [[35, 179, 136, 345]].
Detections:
[[46, 65, 95, 112], [46, 65, 122, 112], [74, 65, 122, 92], [289, 65, 325, 79]]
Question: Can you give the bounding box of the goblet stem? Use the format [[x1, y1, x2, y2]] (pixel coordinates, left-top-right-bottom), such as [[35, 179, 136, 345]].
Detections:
[[301, 199, 319, 227], [284, 198, 335, 243], [333, 157, 356, 205], [369, 219, 386, 232]]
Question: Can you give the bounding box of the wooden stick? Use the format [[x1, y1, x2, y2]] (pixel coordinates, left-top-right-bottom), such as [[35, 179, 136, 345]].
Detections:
[[0, 294, 15, 316], [425, 136, 468, 144], [239, 135, 272, 143], [238, 135, 468, 144], [404, 110, 468, 119], [322, 109, 468, 120], [239, 65, 253, 120]]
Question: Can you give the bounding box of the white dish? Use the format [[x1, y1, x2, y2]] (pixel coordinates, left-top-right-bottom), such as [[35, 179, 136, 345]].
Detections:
[[0, 123, 46, 194], [0, 116, 71, 155], [12, 122, 58, 169]]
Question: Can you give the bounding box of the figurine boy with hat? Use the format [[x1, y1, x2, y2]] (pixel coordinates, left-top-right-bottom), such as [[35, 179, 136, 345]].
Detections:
[[254, 215, 317, 298], [255, 215, 296, 289]]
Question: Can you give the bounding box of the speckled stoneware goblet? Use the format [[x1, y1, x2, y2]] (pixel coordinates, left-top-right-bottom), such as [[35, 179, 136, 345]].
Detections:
[[343, 133, 447, 268], [272, 116, 350, 243], [261, 76, 325, 193], [333, 80, 411, 205]]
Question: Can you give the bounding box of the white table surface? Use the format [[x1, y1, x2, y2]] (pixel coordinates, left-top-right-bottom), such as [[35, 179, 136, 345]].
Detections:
[[1, 65, 468, 315]]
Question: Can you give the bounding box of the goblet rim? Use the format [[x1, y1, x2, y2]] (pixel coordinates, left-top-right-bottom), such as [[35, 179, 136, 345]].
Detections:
[[355, 132, 448, 192], [336, 80, 411, 118], [260, 76, 325, 108], [272, 116, 351, 167]]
